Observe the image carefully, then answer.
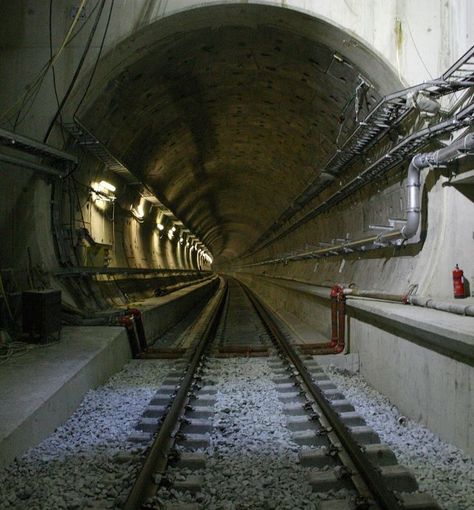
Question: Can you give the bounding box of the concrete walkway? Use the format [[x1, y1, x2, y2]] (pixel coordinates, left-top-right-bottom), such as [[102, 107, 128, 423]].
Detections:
[[0, 326, 130, 469]]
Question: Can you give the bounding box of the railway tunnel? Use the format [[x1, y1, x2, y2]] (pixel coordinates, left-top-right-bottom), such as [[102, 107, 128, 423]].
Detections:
[[0, 1, 473, 509]]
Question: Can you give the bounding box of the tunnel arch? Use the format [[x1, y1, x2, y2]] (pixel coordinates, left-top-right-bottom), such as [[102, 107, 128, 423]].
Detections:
[[68, 2, 402, 266]]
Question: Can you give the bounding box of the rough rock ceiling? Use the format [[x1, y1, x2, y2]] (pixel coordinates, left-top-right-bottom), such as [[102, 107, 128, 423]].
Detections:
[[82, 5, 394, 262]]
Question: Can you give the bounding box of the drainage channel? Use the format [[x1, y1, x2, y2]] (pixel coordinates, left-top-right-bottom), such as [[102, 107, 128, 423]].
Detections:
[[123, 278, 442, 510]]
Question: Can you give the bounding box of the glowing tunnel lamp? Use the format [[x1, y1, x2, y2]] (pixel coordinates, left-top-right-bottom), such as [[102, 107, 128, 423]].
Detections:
[[157, 222, 164, 231], [92, 180, 116, 202], [130, 204, 145, 220], [98, 180, 116, 193]]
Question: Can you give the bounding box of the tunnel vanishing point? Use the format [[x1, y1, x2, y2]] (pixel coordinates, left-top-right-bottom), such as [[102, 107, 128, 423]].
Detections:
[[0, 0, 473, 462]]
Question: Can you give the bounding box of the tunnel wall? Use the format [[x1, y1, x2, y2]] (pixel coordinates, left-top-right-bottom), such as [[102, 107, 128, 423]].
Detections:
[[236, 271, 474, 455], [0, 1, 473, 454], [1, 0, 473, 279]]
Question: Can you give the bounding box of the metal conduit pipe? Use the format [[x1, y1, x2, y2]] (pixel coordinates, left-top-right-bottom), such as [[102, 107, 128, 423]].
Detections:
[[402, 132, 474, 240], [408, 296, 474, 317], [344, 287, 474, 317], [307, 285, 346, 354], [245, 132, 474, 268], [0, 152, 66, 177]]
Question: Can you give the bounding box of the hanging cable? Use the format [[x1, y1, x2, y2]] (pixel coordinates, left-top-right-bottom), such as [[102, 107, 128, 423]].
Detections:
[[73, 0, 114, 119], [0, 0, 87, 125], [43, 0, 107, 142], [49, 0, 67, 145]]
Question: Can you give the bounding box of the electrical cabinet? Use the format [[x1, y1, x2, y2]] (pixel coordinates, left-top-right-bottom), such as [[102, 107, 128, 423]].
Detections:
[[22, 290, 61, 342]]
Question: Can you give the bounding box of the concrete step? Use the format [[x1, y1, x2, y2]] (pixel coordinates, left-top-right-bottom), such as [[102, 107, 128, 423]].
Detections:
[[197, 385, 217, 395], [364, 444, 398, 466], [381, 464, 418, 492], [178, 433, 210, 449], [172, 475, 203, 494], [162, 376, 182, 385], [150, 394, 173, 406], [321, 388, 346, 400], [186, 406, 214, 419], [163, 504, 200, 510], [308, 464, 417, 494], [142, 405, 166, 418], [330, 400, 355, 413], [181, 418, 213, 434], [160, 384, 179, 392], [286, 415, 319, 432], [338, 411, 366, 426], [312, 373, 331, 382], [277, 391, 306, 403], [317, 500, 357, 510], [136, 417, 161, 433], [175, 452, 207, 470], [299, 447, 338, 468], [349, 425, 380, 445], [315, 380, 338, 390], [275, 382, 300, 393], [128, 431, 152, 443], [307, 469, 352, 492], [292, 430, 330, 447], [282, 403, 307, 417], [192, 394, 216, 406], [272, 376, 295, 384], [400, 493, 443, 509]]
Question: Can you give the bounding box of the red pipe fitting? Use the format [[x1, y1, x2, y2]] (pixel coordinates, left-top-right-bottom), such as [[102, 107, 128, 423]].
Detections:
[[311, 284, 346, 354], [127, 307, 148, 353], [118, 314, 141, 358]]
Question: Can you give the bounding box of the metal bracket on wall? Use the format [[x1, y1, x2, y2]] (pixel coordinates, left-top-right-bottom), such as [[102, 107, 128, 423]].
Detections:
[[0, 127, 77, 177]]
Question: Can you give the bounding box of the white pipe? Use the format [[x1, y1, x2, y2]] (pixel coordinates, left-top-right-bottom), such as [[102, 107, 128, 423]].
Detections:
[[402, 133, 474, 240], [409, 296, 474, 317]]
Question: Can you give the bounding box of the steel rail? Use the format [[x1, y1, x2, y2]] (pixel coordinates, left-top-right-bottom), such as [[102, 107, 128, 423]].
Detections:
[[242, 283, 404, 510], [123, 279, 227, 510]]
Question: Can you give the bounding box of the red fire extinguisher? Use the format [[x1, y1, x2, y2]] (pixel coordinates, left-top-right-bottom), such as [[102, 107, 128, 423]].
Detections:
[[453, 264, 465, 299]]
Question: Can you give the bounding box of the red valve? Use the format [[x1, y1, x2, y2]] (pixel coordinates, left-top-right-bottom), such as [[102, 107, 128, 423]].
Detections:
[[452, 264, 465, 299]]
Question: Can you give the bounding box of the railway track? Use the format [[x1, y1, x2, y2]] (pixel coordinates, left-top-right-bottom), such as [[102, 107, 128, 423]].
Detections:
[[123, 277, 442, 510]]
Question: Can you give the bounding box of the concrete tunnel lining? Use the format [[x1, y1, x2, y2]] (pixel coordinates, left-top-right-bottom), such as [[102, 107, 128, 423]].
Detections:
[[73, 3, 402, 264]]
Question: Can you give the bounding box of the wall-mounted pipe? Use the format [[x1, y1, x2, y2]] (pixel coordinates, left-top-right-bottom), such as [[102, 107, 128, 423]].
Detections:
[[309, 284, 346, 354], [344, 286, 474, 317], [402, 132, 474, 240], [244, 131, 474, 268], [408, 296, 474, 317], [0, 152, 66, 178]]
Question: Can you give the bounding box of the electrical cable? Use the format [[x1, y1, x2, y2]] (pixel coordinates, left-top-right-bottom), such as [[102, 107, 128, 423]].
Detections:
[[0, 275, 14, 321], [49, 0, 67, 145], [0, 0, 87, 125], [43, 0, 107, 142], [73, 0, 114, 119], [11, 1, 103, 132], [404, 17, 434, 80]]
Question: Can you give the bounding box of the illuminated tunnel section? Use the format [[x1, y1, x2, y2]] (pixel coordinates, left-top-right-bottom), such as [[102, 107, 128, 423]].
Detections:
[[73, 4, 399, 267]]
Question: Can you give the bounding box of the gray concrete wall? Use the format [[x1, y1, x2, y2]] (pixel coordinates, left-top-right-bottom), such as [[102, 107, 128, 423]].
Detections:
[[351, 317, 473, 456], [236, 273, 474, 455]]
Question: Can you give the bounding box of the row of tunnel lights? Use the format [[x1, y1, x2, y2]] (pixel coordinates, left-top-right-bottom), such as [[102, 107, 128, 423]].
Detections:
[[92, 180, 213, 265]]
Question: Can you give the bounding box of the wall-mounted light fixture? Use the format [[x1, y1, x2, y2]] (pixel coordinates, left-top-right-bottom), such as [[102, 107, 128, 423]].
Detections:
[[91, 180, 116, 202], [130, 203, 145, 221], [157, 222, 164, 231]]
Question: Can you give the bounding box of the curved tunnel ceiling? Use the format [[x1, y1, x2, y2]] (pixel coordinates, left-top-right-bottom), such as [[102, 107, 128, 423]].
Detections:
[[79, 4, 399, 263]]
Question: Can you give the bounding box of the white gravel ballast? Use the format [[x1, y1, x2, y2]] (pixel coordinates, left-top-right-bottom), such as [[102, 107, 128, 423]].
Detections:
[[324, 365, 474, 510], [155, 358, 353, 510], [0, 359, 172, 510]]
